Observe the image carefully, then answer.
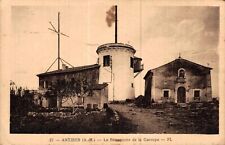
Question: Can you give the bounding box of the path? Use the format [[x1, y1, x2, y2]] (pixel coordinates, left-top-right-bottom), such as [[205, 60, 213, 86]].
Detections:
[[110, 104, 178, 134]]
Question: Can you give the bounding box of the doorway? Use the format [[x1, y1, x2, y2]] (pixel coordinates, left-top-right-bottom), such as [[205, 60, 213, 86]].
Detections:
[[48, 96, 57, 107], [177, 87, 186, 103]]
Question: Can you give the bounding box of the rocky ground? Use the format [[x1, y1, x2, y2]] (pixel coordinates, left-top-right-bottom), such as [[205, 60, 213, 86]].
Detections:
[[10, 108, 122, 134], [110, 102, 219, 134], [10, 107, 135, 134], [10, 101, 218, 134]]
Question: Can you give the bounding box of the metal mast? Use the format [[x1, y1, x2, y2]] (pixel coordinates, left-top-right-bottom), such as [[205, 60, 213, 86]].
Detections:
[[115, 5, 118, 43], [46, 12, 73, 72], [58, 12, 60, 70]]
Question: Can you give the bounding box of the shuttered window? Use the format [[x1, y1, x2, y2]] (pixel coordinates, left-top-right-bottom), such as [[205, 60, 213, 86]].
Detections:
[[130, 57, 134, 68], [103, 55, 110, 67]]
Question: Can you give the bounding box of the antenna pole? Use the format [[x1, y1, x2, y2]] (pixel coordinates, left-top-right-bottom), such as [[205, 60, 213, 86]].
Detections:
[[115, 5, 117, 43], [58, 12, 60, 70], [47, 12, 70, 72]]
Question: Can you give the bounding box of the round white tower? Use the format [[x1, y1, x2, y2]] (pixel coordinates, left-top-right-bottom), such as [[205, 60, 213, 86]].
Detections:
[[96, 43, 136, 101]]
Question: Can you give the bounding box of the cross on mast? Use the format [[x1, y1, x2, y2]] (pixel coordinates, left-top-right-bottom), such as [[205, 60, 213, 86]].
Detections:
[[178, 52, 181, 58], [46, 12, 73, 72]]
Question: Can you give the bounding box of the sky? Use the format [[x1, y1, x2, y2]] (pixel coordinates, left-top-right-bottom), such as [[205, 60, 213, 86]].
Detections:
[[10, 1, 220, 97]]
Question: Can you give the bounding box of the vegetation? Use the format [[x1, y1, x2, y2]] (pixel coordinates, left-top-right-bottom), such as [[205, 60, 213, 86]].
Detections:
[[10, 106, 133, 133], [10, 80, 132, 133], [135, 95, 151, 107], [45, 77, 96, 110], [10, 81, 38, 116]]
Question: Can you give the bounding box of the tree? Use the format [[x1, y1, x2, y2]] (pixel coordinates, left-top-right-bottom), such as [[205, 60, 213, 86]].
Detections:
[[49, 75, 95, 112], [10, 80, 37, 115]]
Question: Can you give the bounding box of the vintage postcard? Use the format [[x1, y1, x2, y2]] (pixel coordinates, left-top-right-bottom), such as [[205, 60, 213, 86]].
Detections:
[[0, 0, 225, 145]]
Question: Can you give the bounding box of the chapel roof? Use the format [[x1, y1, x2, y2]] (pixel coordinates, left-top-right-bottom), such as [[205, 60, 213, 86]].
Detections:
[[144, 57, 212, 79]]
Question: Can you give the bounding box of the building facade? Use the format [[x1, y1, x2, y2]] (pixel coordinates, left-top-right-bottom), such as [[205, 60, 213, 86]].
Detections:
[[144, 57, 212, 103], [37, 64, 108, 109], [37, 43, 143, 108]]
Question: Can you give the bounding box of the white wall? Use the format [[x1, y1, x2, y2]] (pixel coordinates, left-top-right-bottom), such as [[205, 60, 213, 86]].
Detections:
[[98, 44, 135, 101]]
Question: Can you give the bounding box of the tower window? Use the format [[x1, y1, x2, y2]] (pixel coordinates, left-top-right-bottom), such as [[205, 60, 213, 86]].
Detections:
[[130, 57, 134, 68], [103, 55, 110, 67]]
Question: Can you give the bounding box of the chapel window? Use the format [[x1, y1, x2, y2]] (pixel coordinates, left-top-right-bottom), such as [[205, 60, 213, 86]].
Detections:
[[194, 90, 200, 101], [178, 69, 185, 78], [163, 90, 169, 98]]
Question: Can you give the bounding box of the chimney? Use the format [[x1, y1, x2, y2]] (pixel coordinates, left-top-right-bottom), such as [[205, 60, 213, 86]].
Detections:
[[62, 64, 68, 70]]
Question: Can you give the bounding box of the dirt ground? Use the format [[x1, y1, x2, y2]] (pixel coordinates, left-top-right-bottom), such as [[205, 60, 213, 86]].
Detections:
[[109, 103, 219, 134], [110, 104, 177, 133]]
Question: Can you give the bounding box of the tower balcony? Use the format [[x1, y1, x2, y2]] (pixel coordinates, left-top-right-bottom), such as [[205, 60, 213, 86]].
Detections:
[[134, 64, 144, 73], [134, 56, 143, 73]]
